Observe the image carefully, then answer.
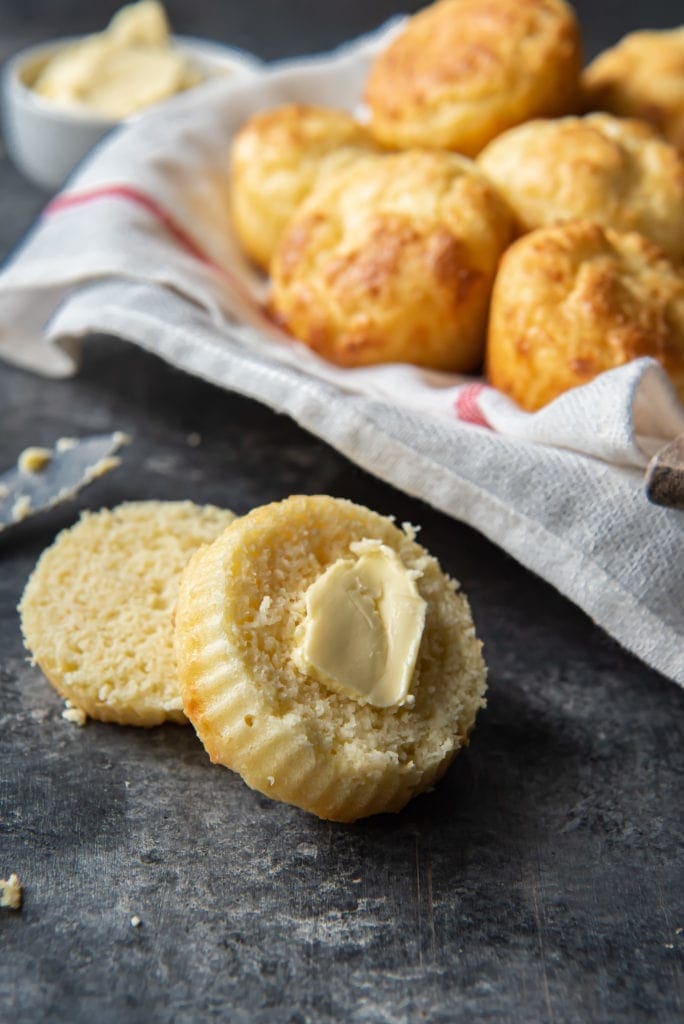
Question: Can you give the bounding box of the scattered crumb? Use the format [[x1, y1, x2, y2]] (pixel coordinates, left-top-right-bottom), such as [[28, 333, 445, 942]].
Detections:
[[257, 595, 277, 626], [124, 781, 131, 789], [665, 943, 674, 949], [78, 433, 130, 484], [0, 873, 22, 910], [56, 437, 77, 452], [401, 521, 421, 541], [11, 495, 32, 522], [402, 694, 416, 708], [18, 446, 52, 473], [186, 432, 202, 447], [267, 775, 275, 787], [61, 701, 87, 727], [130, 915, 142, 928], [676, 927, 682, 935], [351, 877, 362, 885], [84, 456, 121, 481]]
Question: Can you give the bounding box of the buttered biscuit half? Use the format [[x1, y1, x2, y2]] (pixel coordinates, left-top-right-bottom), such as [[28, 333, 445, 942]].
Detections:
[[19, 501, 236, 727], [174, 495, 487, 822]]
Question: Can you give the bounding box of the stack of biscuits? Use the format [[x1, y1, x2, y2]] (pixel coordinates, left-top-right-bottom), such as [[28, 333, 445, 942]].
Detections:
[[17, 4, 684, 825], [230, 0, 684, 411]]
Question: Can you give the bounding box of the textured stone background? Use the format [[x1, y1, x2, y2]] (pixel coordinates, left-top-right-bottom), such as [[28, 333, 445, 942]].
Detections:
[[1, 3, 683, 1022]]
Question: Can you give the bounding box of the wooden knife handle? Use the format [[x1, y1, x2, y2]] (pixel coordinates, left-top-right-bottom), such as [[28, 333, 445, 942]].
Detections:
[[645, 433, 684, 511]]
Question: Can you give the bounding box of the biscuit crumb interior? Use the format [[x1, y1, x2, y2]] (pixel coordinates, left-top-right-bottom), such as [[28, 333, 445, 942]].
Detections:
[[20, 501, 235, 727]]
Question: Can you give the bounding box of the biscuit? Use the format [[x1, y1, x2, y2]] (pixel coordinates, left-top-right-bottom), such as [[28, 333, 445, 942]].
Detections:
[[270, 149, 513, 371], [478, 114, 684, 263], [365, 0, 582, 156], [486, 221, 684, 411], [174, 495, 487, 822], [583, 27, 684, 153], [229, 104, 376, 270], [19, 501, 236, 727]]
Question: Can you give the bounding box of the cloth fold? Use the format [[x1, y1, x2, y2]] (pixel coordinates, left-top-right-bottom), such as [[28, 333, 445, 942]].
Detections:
[[0, 22, 682, 684]]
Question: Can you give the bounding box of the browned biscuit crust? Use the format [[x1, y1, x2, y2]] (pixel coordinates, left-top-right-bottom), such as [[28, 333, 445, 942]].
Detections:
[[583, 27, 684, 153], [365, 0, 582, 156], [486, 221, 684, 411], [270, 149, 513, 371], [230, 104, 376, 270], [478, 114, 684, 263]]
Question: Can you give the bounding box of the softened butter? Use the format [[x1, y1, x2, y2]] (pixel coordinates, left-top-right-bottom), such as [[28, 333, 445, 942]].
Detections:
[[32, 1, 200, 119], [295, 539, 426, 707]]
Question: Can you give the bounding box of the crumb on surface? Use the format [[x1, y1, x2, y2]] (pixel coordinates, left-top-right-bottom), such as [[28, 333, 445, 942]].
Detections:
[[56, 437, 77, 452], [11, 495, 32, 522], [18, 447, 52, 473], [186, 432, 202, 447], [85, 456, 121, 481], [0, 873, 22, 910], [130, 915, 142, 927], [401, 521, 421, 541], [62, 701, 87, 727]]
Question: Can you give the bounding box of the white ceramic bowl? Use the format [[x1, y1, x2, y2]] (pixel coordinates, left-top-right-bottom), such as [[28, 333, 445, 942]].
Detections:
[[1, 36, 261, 191]]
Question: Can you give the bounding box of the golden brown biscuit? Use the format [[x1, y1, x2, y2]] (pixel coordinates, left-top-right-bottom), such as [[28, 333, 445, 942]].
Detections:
[[365, 0, 582, 156], [229, 104, 376, 270], [270, 149, 513, 371], [19, 501, 236, 727], [478, 114, 684, 263], [583, 27, 684, 153], [174, 495, 487, 822], [487, 221, 684, 411]]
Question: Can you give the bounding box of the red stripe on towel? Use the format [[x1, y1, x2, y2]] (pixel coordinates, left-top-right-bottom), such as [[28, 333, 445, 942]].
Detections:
[[454, 382, 491, 428], [46, 184, 221, 269], [44, 183, 280, 327]]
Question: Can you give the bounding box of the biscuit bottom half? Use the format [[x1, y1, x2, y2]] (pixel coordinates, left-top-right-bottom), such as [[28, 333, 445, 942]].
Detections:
[[19, 501, 236, 727], [174, 495, 487, 822]]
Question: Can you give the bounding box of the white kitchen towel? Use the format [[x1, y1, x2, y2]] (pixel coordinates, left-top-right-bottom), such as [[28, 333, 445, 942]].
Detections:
[[0, 22, 682, 683]]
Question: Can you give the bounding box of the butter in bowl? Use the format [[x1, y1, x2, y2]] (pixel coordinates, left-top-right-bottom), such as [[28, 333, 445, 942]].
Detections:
[[1, 0, 260, 190]]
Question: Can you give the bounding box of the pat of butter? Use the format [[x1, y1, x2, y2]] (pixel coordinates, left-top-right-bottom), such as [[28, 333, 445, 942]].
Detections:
[[18, 447, 52, 473], [295, 540, 426, 708], [32, 1, 201, 119]]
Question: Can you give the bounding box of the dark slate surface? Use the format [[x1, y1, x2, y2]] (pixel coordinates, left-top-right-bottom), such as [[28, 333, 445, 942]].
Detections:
[[1, 3, 683, 1022]]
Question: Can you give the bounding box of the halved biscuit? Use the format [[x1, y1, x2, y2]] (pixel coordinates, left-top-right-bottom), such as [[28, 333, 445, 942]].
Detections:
[[19, 501, 235, 727], [174, 495, 487, 822]]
